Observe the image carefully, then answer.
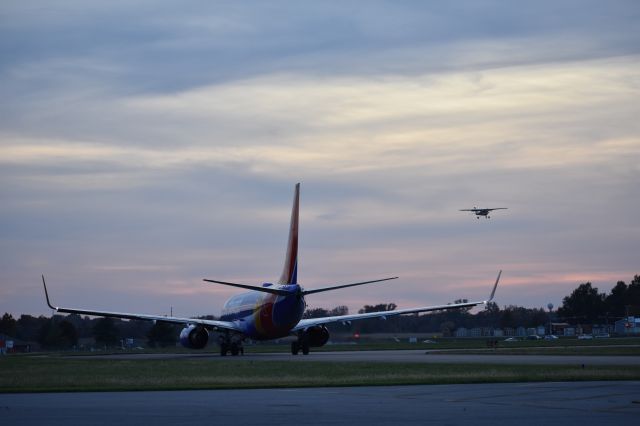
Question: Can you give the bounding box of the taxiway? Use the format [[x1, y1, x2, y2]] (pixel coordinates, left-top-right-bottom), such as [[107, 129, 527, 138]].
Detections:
[[2, 381, 639, 425]]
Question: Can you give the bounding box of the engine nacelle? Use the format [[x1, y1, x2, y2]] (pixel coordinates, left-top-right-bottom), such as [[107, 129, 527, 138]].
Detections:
[[179, 325, 209, 349], [306, 325, 330, 347]]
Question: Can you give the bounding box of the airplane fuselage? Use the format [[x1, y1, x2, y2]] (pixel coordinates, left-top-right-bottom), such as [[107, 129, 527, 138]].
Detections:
[[219, 284, 305, 340]]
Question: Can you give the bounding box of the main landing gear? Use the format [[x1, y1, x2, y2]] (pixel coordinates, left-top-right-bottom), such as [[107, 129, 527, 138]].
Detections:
[[218, 333, 244, 356], [291, 339, 310, 355], [290, 326, 329, 355], [291, 332, 310, 355]]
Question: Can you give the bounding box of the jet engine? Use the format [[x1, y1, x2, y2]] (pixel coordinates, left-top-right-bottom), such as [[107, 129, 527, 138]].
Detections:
[[179, 325, 209, 349], [305, 325, 330, 347]]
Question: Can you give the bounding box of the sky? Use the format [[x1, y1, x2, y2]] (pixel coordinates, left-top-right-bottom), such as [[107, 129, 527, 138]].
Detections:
[[1, 1, 639, 319]]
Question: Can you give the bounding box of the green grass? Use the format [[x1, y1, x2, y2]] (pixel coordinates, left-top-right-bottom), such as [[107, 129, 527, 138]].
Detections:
[[41, 336, 640, 357], [2, 355, 640, 393]]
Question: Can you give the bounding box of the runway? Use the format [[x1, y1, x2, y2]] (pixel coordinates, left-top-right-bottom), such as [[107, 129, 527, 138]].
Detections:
[[2, 381, 639, 425], [74, 349, 640, 365]]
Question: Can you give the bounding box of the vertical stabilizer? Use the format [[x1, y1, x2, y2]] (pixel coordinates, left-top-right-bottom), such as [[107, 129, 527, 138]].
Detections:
[[278, 183, 299, 284]]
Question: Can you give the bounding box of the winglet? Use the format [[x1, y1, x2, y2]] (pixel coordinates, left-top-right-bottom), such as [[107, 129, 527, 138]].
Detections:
[[486, 270, 501, 303], [42, 275, 57, 310]]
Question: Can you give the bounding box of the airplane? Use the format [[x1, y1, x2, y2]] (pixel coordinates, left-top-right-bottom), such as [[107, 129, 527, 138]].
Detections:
[[459, 207, 508, 219], [42, 183, 501, 356]]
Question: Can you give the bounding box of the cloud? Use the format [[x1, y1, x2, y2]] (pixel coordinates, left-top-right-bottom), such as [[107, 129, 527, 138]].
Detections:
[[4, 54, 637, 183]]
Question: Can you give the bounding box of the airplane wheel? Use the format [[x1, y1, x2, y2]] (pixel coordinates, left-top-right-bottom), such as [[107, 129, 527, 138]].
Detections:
[[291, 341, 300, 355], [231, 343, 240, 356], [220, 344, 228, 356], [302, 341, 310, 355]]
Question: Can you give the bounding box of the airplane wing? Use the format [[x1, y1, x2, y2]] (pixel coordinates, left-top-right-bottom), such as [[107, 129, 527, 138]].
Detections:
[[460, 208, 508, 212], [41, 276, 242, 333], [292, 270, 501, 332]]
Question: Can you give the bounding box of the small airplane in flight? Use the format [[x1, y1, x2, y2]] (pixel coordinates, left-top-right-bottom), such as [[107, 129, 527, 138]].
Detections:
[[42, 183, 500, 356], [459, 207, 508, 219]]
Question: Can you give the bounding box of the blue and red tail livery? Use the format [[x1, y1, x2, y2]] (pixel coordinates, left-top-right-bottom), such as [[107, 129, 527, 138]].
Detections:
[[278, 182, 299, 285], [41, 183, 500, 356]]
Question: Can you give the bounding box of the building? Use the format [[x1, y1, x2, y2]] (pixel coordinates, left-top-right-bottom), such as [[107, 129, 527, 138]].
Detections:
[[454, 327, 469, 338], [614, 317, 640, 335], [551, 323, 580, 336], [592, 324, 614, 336], [469, 327, 482, 337], [0, 333, 8, 355]]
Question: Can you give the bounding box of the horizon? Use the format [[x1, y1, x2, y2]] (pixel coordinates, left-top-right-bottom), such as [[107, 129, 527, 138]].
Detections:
[[5, 263, 638, 319], [4, 272, 636, 320], [1, 1, 639, 318]]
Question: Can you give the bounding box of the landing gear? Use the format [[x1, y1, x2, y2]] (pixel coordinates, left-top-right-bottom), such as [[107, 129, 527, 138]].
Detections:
[[230, 342, 240, 356], [291, 333, 311, 355], [218, 333, 244, 356]]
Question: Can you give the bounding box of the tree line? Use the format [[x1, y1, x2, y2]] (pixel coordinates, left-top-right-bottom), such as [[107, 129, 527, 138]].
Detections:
[[558, 275, 640, 322], [1, 274, 638, 348], [0, 313, 180, 350]]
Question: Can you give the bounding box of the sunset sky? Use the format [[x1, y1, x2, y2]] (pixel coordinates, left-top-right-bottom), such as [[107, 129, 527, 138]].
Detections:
[[1, 1, 639, 318]]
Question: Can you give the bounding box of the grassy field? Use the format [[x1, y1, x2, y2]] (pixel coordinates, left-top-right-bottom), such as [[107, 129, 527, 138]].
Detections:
[[57, 336, 640, 357], [3, 337, 638, 393], [1, 355, 640, 393]]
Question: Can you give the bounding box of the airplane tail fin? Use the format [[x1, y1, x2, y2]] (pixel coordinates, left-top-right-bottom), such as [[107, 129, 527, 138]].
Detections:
[[278, 183, 299, 284]]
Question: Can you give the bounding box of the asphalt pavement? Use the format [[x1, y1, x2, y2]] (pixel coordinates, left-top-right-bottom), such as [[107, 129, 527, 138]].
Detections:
[[2, 381, 639, 425]]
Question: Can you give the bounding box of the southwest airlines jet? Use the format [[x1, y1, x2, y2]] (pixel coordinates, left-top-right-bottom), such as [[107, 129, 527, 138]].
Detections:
[[42, 183, 500, 356]]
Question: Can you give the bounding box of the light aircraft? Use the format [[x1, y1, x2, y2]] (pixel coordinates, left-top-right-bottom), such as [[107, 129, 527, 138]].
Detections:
[[459, 207, 508, 219], [42, 183, 500, 356]]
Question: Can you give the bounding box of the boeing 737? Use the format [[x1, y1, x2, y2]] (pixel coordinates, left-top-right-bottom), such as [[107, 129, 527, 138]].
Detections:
[[42, 183, 500, 356], [460, 207, 508, 219]]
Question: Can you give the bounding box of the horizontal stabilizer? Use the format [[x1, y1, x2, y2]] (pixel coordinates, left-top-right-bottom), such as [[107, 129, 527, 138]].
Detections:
[[302, 277, 398, 296], [202, 279, 293, 296]]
